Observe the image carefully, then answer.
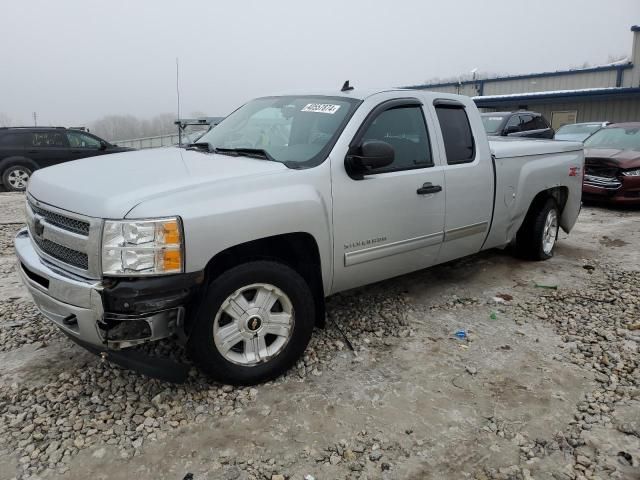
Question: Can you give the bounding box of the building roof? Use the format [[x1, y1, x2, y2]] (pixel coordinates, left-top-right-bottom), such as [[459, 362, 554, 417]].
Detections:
[[473, 87, 640, 107], [404, 63, 633, 90]]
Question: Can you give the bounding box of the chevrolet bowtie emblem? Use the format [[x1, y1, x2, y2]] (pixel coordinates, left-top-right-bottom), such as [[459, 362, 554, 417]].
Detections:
[[34, 217, 44, 237]]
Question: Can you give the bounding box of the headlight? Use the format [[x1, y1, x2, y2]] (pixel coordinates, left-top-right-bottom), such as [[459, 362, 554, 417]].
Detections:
[[621, 169, 640, 177], [101, 217, 183, 276]]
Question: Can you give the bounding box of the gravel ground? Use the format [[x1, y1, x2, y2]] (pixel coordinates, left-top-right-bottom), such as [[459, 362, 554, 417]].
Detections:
[[0, 287, 415, 478], [0, 192, 638, 480], [475, 264, 640, 480]]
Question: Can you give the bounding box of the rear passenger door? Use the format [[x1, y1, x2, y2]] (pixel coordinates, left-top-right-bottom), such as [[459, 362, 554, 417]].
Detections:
[[27, 131, 70, 167], [431, 100, 494, 264]]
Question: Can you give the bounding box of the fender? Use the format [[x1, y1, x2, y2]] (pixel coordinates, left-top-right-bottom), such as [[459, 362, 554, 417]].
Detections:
[[125, 162, 335, 294]]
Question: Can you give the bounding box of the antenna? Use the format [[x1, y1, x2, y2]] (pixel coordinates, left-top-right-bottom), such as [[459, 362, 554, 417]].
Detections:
[[341, 80, 354, 92], [176, 58, 182, 145], [33, 112, 37, 126], [176, 58, 181, 119]]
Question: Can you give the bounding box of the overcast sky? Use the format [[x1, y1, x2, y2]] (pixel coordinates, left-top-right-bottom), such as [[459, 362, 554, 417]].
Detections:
[[1, 0, 638, 126]]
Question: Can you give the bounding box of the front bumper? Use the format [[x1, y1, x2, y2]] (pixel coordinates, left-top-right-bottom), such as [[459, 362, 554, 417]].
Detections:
[[15, 228, 107, 347], [583, 175, 640, 205], [15, 228, 202, 351]]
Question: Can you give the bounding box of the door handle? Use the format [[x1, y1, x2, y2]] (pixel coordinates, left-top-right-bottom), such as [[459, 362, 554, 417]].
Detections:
[[416, 183, 442, 195], [27, 150, 37, 154]]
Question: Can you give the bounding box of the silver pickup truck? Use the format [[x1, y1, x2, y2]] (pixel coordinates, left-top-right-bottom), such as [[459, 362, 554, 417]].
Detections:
[[15, 88, 583, 385]]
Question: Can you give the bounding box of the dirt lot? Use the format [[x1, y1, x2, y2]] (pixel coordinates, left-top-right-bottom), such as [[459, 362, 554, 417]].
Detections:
[[0, 191, 638, 480]]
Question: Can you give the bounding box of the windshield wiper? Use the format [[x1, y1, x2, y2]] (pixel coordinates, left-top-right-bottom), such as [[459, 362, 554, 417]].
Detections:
[[185, 142, 212, 152], [213, 147, 275, 162]]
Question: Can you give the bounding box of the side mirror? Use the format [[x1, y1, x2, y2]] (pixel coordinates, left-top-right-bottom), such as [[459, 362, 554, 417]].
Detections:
[[99, 140, 108, 150], [503, 125, 519, 136], [345, 140, 395, 178]]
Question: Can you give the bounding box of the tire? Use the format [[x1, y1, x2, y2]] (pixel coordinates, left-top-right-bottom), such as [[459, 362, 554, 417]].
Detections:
[[2, 164, 32, 192], [188, 260, 315, 385], [515, 198, 560, 260]]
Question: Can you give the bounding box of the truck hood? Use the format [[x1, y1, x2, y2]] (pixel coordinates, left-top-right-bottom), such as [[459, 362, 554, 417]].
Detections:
[[28, 147, 287, 218], [584, 148, 640, 169]]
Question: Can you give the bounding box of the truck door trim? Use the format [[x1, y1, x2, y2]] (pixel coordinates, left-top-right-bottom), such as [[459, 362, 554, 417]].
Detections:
[[344, 231, 443, 267], [443, 222, 488, 242]]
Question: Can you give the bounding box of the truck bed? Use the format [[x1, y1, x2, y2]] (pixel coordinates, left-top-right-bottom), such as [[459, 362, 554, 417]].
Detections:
[[483, 137, 584, 250], [488, 136, 583, 159]]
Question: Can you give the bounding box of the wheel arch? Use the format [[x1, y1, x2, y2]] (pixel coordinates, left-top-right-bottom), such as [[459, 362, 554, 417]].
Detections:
[[199, 232, 326, 329], [0, 156, 39, 173], [520, 186, 568, 231]]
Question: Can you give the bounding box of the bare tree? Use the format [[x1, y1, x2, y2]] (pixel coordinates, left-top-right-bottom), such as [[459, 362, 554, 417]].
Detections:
[[90, 113, 180, 141], [0, 113, 12, 127], [422, 71, 503, 85]]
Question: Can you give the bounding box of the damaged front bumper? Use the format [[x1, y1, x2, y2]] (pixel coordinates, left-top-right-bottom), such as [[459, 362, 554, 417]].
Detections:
[[14, 228, 203, 381]]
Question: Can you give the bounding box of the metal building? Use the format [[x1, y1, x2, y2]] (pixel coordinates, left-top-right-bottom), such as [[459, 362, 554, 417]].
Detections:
[[406, 25, 640, 129]]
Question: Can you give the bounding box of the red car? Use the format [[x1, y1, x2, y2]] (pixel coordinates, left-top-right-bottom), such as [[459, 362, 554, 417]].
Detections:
[[582, 122, 640, 205]]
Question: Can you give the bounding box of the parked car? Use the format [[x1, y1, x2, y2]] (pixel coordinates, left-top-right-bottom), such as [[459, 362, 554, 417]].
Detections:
[[15, 89, 583, 385], [481, 111, 555, 139], [0, 127, 133, 191], [582, 122, 640, 205], [555, 122, 610, 142]]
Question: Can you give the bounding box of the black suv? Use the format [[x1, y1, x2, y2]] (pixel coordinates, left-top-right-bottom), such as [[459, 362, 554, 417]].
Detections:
[[0, 127, 133, 191], [480, 111, 555, 139]]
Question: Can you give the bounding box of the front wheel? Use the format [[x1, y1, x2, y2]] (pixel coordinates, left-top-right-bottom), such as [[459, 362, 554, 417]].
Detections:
[[516, 198, 560, 260], [2, 164, 32, 191], [188, 261, 315, 385]]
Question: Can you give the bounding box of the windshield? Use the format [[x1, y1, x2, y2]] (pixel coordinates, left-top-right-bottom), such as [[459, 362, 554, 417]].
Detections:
[[556, 124, 602, 135], [481, 115, 506, 134], [584, 127, 640, 151], [197, 96, 359, 167]]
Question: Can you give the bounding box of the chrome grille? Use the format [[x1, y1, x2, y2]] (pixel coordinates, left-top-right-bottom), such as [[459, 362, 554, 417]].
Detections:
[[26, 195, 102, 279], [32, 235, 89, 269], [584, 174, 622, 190], [29, 201, 90, 236]]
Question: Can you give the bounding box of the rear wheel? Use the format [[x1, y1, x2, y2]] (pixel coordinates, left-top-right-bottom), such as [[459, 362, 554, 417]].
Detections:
[[516, 198, 559, 260], [188, 260, 315, 385], [2, 164, 32, 191]]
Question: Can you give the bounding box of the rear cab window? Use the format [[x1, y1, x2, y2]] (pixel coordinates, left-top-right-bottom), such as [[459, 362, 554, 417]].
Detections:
[[434, 103, 475, 164]]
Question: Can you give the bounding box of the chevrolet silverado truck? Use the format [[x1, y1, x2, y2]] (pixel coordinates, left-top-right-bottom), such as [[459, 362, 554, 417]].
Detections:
[[15, 88, 584, 385]]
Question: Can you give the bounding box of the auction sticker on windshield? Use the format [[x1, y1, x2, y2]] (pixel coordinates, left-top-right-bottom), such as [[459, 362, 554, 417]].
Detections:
[[301, 104, 341, 114]]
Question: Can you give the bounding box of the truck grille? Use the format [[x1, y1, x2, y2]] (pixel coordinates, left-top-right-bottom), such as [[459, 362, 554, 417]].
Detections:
[[26, 196, 102, 278], [32, 235, 89, 270], [29, 201, 90, 236]]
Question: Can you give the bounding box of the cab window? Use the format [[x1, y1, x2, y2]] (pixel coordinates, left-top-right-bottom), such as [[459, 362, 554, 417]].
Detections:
[[30, 132, 67, 147], [435, 105, 475, 164], [360, 106, 433, 172], [505, 115, 521, 129], [67, 131, 102, 149], [520, 115, 536, 131]]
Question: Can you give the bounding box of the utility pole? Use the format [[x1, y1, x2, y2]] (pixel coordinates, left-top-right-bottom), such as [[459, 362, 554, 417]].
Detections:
[[33, 112, 37, 126]]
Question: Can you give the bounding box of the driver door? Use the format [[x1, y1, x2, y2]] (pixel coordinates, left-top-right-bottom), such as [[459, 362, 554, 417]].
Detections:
[[66, 131, 104, 160], [330, 98, 446, 293]]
